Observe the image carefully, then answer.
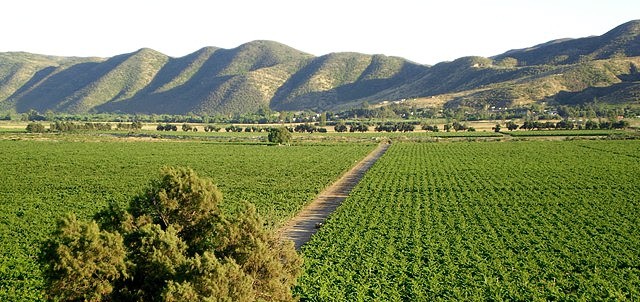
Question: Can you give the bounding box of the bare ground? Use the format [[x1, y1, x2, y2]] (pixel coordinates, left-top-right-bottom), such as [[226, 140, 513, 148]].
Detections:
[[277, 142, 390, 250]]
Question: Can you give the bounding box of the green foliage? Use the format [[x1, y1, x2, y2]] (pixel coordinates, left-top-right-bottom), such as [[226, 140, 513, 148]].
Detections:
[[268, 127, 292, 144], [181, 123, 193, 131], [49, 121, 112, 132], [0, 140, 374, 300], [40, 214, 127, 301], [0, 140, 373, 301], [348, 122, 368, 133], [41, 167, 302, 301], [25, 122, 46, 133], [293, 123, 324, 133], [298, 141, 640, 300], [374, 122, 416, 132], [203, 124, 221, 132], [506, 120, 519, 131], [334, 123, 347, 132], [421, 124, 439, 132]]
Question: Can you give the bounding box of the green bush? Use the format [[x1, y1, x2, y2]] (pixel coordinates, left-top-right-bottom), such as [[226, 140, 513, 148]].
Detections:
[[268, 127, 292, 145], [26, 122, 46, 133]]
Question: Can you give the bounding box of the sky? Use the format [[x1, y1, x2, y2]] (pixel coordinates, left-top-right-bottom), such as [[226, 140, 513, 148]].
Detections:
[[2, 0, 639, 65]]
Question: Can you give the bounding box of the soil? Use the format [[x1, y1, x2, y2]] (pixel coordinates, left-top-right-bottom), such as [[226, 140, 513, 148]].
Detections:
[[277, 142, 391, 250]]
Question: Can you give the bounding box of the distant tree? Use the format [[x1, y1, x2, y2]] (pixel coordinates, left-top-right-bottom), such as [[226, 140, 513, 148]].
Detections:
[[159, 124, 177, 131], [398, 123, 415, 132], [452, 121, 466, 132], [319, 112, 327, 126], [506, 121, 519, 131], [182, 123, 193, 132], [492, 123, 501, 132], [349, 123, 368, 133], [26, 122, 46, 133], [23, 109, 45, 122], [204, 125, 221, 132], [41, 167, 302, 301], [334, 123, 348, 133], [268, 127, 292, 145], [294, 123, 316, 133], [555, 119, 574, 130], [585, 120, 599, 130], [422, 124, 439, 132], [613, 120, 630, 129], [599, 121, 613, 129], [520, 121, 533, 130]]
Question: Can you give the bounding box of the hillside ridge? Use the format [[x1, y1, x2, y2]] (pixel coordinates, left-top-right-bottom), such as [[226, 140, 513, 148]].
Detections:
[[1, 20, 639, 114]]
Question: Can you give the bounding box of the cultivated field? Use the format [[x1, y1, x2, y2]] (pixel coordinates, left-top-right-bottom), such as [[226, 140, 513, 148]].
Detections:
[[297, 140, 640, 301], [0, 138, 375, 301], [2, 130, 639, 301]]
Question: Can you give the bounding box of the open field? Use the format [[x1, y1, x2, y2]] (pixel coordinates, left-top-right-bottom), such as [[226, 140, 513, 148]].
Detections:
[[0, 138, 375, 301], [297, 140, 640, 300]]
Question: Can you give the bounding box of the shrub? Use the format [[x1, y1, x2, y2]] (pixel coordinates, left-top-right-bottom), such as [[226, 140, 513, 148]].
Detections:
[[268, 127, 292, 145]]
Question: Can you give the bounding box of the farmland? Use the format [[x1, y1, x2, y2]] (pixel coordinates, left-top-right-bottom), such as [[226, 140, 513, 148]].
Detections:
[[2, 130, 640, 301], [297, 140, 640, 300], [0, 138, 375, 301]]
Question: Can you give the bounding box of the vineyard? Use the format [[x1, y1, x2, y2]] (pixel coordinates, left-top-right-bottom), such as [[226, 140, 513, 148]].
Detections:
[[297, 140, 640, 300], [0, 139, 375, 301]]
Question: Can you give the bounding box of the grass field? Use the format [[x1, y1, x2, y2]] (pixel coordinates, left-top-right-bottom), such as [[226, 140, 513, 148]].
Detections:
[[0, 138, 375, 301], [297, 140, 640, 301]]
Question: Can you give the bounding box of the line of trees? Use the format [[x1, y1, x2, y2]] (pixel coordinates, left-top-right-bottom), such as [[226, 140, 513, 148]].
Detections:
[[115, 121, 143, 131], [25, 121, 143, 133], [374, 122, 416, 132], [497, 119, 631, 131], [293, 123, 327, 133], [421, 124, 439, 132], [156, 124, 178, 131], [443, 121, 476, 132]]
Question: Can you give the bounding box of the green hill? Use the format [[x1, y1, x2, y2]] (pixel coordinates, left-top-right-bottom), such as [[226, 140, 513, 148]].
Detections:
[[493, 20, 640, 66], [1, 20, 639, 115]]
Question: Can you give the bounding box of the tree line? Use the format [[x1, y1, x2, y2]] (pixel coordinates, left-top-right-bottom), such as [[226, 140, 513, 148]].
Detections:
[[494, 119, 630, 131], [26, 121, 143, 133]]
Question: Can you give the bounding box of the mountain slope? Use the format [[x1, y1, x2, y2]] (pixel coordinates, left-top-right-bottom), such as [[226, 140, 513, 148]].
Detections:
[[493, 20, 640, 66], [270, 53, 426, 111], [98, 41, 315, 114], [1, 20, 639, 115]]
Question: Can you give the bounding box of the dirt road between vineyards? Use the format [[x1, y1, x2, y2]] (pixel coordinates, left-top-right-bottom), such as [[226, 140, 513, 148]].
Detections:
[[277, 142, 390, 250]]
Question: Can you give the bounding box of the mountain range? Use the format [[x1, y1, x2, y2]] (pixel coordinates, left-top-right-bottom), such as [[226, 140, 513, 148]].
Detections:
[[1, 20, 639, 115]]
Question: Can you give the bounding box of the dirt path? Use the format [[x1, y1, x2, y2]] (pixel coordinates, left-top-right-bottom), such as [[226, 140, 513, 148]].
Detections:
[[277, 142, 390, 250]]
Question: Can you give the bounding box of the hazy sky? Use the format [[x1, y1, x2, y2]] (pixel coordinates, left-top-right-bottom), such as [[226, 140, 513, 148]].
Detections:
[[2, 0, 638, 65]]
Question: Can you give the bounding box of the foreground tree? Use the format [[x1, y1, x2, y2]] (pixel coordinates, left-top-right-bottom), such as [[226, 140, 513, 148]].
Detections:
[[41, 215, 127, 301], [41, 166, 302, 301]]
